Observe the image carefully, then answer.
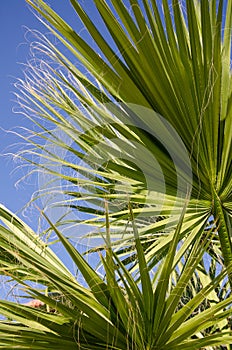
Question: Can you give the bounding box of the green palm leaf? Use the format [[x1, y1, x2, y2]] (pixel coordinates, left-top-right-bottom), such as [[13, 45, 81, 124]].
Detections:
[[0, 205, 232, 348], [13, 0, 230, 279]]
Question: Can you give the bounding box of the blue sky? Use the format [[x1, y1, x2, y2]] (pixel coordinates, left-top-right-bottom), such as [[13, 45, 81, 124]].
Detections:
[[0, 1, 81, 224], [0, 1, 38, 215]]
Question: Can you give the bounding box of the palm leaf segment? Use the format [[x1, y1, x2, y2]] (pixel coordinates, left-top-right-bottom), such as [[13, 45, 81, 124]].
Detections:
[[17, 1, 231, 269], [0, 205, 232, 349]]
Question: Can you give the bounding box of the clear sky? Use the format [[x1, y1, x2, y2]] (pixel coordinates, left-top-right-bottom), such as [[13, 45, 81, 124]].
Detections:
[[0, 1, 38, 215], [0, 1, 82, 226]]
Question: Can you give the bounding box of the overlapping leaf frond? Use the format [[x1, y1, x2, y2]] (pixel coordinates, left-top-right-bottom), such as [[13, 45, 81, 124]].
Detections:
[[0, 205, 232, 349], [11, 0, 231, 272]]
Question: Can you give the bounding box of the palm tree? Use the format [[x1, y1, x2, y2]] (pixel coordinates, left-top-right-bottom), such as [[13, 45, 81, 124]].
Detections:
[[0, 0, 231, 348]]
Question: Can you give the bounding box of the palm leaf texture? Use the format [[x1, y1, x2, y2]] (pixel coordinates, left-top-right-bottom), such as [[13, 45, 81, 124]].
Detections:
[[0, 0, 231, 348], [13, 0, 231, 273], [0, 204, 232, 349]]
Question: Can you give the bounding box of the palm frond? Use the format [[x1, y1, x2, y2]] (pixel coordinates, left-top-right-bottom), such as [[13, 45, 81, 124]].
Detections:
[[0, 205, 232, 349]]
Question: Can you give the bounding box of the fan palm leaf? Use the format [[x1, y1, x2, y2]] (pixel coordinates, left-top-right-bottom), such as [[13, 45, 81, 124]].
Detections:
[[13, 0, 231, 278], [0, 205, 232, 349]]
